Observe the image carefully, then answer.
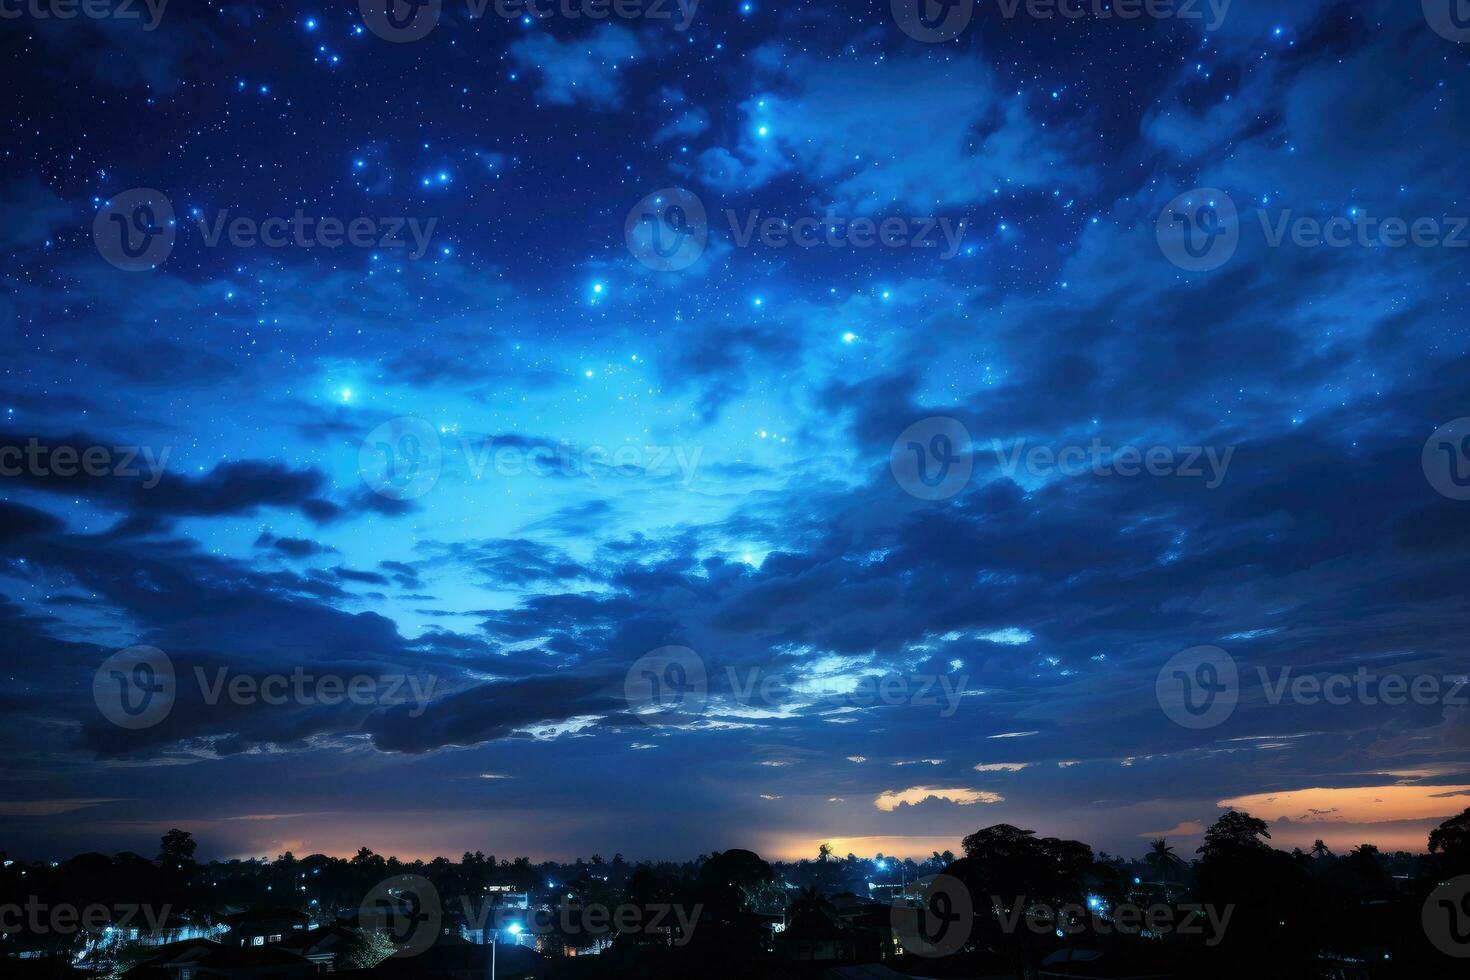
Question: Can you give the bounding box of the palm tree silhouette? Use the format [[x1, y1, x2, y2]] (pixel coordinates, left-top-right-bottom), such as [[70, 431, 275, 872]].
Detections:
[[1145, 839, 1184, 889]]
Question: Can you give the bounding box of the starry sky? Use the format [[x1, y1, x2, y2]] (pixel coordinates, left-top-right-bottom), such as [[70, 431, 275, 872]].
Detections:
[[2, 0, 1470, 864]]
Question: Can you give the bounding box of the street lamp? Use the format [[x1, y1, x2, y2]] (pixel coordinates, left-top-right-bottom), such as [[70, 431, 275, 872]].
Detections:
[[489, 922, 523, 980]]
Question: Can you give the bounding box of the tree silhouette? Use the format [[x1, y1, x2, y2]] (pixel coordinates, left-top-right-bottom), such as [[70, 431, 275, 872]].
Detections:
[[1144, 838, 1183, 887], [158, 829, 197, 868], [946, 824, 1094, 980], [1195, 810, 1320, 974], [1429, 806, 1470, 877]]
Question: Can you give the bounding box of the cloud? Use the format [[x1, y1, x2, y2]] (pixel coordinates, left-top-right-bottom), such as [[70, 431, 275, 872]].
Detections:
[[0, 177, 76, 250], [653, 107, 710, 143], [255, 532, 336, 559], [507, 26, 646, 108], [1218, 785, 1470, 826], [873, 787, 1005, 811], [0, 430, 380, 526], [692, 47, 1084, 210], [30, 11, 194, 93], [0, 799, 126, 817]]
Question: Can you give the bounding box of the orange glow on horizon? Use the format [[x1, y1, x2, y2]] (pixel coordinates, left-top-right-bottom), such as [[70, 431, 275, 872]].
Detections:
[[755, 834, 965, 862], [1218, 784, 1470, 825]]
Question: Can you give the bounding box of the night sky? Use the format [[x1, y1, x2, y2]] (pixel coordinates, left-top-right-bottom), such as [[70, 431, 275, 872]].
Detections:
[[3, 0, 1470, 864]]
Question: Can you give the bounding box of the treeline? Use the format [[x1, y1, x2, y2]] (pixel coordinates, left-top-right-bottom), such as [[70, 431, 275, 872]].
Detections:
[[2, 806, 1468, 978]]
